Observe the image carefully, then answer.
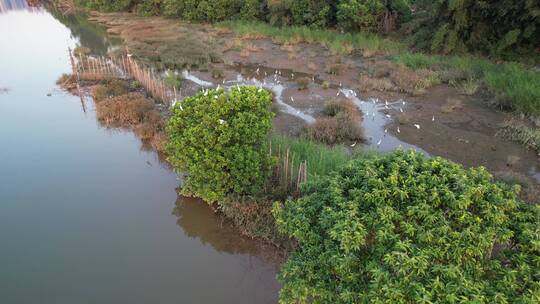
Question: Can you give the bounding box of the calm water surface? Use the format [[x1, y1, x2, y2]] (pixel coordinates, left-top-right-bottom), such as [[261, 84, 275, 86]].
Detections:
[[0, 2, 279, 303]]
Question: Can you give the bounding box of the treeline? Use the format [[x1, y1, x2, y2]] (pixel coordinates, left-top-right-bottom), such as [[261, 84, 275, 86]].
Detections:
[[75, 0, 539, 56]]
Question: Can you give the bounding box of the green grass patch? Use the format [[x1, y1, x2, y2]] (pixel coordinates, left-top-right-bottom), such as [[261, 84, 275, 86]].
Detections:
[[483, 63, 540, 115], [219, 20, 401, 56], [391, 52, 440, 70], [393, 52, 540, 116], [269, 134, 351, 178], [497, 119, 540, 153]]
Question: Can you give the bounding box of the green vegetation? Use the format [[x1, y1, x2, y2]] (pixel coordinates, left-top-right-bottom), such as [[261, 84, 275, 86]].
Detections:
[[393, 52, 540, 115], [220, 20, 399, 56], [166, 86, 274, 203], [408, 0, 540, 57], [269, 134, 351, 179], [497, 119, 540, 154], [163, 70, 183, 89], [273, 150, 540, 303]]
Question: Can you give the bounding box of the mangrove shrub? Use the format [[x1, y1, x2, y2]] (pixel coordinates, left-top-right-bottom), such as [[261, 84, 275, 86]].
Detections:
[[410, 0, 540, 56], [273, 150, 540, 303], [167, 86, 274, 203]]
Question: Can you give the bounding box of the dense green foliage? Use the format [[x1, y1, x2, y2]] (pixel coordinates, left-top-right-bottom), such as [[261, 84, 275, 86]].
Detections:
[[409, 0, 540, 56], [166, 86, 274, 203], [76, 0, 412, 31], [75, 0, 539, 55], [393, 52, 540, 116], [337, 0, 385, 31], [274, 150, 540, 303]]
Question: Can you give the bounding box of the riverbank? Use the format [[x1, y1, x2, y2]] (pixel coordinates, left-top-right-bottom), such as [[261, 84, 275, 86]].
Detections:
[[51, 6, 540, 303], [1, 4, 280, 302], [80, 11, 539, 197]]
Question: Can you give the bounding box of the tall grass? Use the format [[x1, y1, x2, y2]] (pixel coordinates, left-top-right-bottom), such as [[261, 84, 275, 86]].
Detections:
[[269, 134, 351, 178], [483, 64, 540, 115], [220, 20, 401, 56], [393, 52, 540, 116]]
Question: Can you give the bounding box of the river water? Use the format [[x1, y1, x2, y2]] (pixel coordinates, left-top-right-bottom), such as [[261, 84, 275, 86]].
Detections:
[[0, 2, 279, 303]]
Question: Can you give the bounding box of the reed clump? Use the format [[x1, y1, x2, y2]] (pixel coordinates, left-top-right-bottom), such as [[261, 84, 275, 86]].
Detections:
[[91, 78, 129, 102], [304, 99, 364, 145], [95, 92, 167, 151]]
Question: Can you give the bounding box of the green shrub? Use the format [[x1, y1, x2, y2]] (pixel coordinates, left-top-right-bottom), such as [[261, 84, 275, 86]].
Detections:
[[163, 70, 183, 89], [166, 86, 274, 203], [136, 0, 163, 16], [337, 0, 385, 31], [76, 0, 135, 11], [273, 150, 540, 303], [410, 0, 540, 56], [240, 0, 262, 20], [289, 0, 332, 28]]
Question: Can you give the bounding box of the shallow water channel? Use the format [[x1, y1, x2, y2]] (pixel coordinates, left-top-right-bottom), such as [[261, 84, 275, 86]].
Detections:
[[0, 3, 279, 303]]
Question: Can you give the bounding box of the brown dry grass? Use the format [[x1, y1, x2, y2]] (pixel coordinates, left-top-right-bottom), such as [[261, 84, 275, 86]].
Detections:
[[358, 74, 396, 92], [91, 78, 129, 102], [95, 92, 167, 151], [296, 77, 311, 90], [307, 62, 318, 71], [304, 99, 364, 145], [326, 63, 344, 75], [389, 65, 440, 95], [441, 98, 464, 113], [363, 61, 440, 95], [56, 73, 78, 91], [96, 93, 152, 125], [89, 13, 221, 70]]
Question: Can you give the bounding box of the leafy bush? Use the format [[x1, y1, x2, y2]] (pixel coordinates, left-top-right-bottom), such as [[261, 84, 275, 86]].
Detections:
[[410, 0, 540, 56], [288, 0, 332, 28], [136, 0, 162, 16], [167, 86, 274, 203], [76, 0, 136, 11], [337, 0, 385, 31], [273, 150, 540, 303]]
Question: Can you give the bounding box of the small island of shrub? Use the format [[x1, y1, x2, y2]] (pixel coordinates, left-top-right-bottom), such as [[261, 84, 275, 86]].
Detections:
[[273, 150, 539, 303], [166, 86, 274, 203]]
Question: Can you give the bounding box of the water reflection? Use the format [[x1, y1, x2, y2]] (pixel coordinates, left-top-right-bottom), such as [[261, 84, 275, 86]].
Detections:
[[173, 196, 278, 257], [50, 11, 121, 56]]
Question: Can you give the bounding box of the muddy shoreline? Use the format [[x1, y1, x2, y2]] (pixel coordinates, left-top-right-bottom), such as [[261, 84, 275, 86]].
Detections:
[[83, 11, 539, 197]]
